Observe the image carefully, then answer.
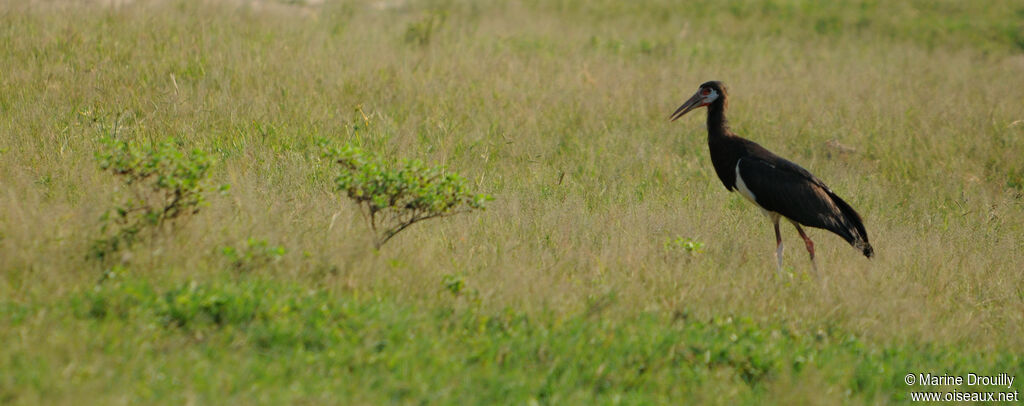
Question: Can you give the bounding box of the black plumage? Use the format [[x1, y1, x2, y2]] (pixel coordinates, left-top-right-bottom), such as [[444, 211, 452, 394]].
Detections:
[[671, 81, 873, 273]]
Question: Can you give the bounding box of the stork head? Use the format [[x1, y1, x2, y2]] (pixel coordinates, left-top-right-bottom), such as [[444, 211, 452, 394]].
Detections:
[[670, 81, 727, 121]]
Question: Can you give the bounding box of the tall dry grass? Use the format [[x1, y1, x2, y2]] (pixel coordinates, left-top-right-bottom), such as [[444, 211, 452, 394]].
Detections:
[[1, 0, 1022, 355]]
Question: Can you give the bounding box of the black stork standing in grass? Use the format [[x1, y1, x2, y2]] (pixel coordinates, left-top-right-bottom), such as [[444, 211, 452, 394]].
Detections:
[[670, 81, 873, 275]]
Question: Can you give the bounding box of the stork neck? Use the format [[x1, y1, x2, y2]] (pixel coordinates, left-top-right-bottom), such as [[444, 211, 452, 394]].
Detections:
[[706, 101, 729, 138]]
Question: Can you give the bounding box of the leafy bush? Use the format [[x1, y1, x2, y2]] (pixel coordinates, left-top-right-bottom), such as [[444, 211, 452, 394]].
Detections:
[[220, 238, 287, 273], [320, 140, 491, 249], [91, 136, 226, 260], [404, 11, 447, 46], [442, 273, 466, 297]]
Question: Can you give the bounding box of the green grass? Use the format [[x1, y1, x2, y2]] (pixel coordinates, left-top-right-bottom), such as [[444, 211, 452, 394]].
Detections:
[[3, 275, 1019, 404], [1, 0, 1023, 404]]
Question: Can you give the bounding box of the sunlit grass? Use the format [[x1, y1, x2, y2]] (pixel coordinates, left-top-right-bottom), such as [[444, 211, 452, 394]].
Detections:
[[1, 0, 1022, 403]]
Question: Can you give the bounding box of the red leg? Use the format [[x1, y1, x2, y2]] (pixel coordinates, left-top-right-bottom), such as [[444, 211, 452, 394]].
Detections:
[[794, 224, 815, 260], [793, 222, 820, 277]]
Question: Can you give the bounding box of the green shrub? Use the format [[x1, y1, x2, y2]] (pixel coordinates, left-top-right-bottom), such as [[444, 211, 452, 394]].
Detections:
[[442, 273, 466, 297], [404, 11, 447, 46], [320, 140, 491, 249], [220, 238, 287, 273], [91, 136, 226, 261]]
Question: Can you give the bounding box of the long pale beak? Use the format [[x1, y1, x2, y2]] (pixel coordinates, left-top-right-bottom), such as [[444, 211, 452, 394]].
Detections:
[[669, 92, 704, 122]]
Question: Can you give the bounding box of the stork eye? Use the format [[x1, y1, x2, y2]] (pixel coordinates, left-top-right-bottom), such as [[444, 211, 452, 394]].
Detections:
[[701, 88, 711, 96]]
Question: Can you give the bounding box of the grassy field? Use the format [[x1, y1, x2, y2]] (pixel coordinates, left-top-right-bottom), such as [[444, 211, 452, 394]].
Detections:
[[2, 0, 1023, 404]]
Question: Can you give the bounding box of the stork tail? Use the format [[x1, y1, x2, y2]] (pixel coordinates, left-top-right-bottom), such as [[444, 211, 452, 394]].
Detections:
[[828, 192, 873, 258]]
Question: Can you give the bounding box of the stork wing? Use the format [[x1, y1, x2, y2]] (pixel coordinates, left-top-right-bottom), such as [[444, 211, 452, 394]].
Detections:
[[736, 157, 868, 248]]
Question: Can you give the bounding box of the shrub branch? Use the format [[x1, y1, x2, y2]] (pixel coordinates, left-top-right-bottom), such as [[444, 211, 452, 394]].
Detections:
[[320, 140, 491, 249]]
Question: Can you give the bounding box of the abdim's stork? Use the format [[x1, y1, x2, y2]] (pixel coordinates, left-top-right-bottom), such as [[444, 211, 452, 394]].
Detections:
[[670, 81, 873, 274]]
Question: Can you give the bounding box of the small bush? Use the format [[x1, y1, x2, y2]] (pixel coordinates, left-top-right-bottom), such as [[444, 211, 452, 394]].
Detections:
[[404, 11, 447, 46], [442, 273, 466, 297], [220, 238, 287, 273], [91, 136, 226, 261], [320, 140, 491, 249]]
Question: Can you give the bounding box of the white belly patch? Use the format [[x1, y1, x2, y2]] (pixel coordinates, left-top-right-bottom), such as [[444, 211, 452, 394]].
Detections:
[[734, 162, 757, 204], [735, 162, 778, 219]]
